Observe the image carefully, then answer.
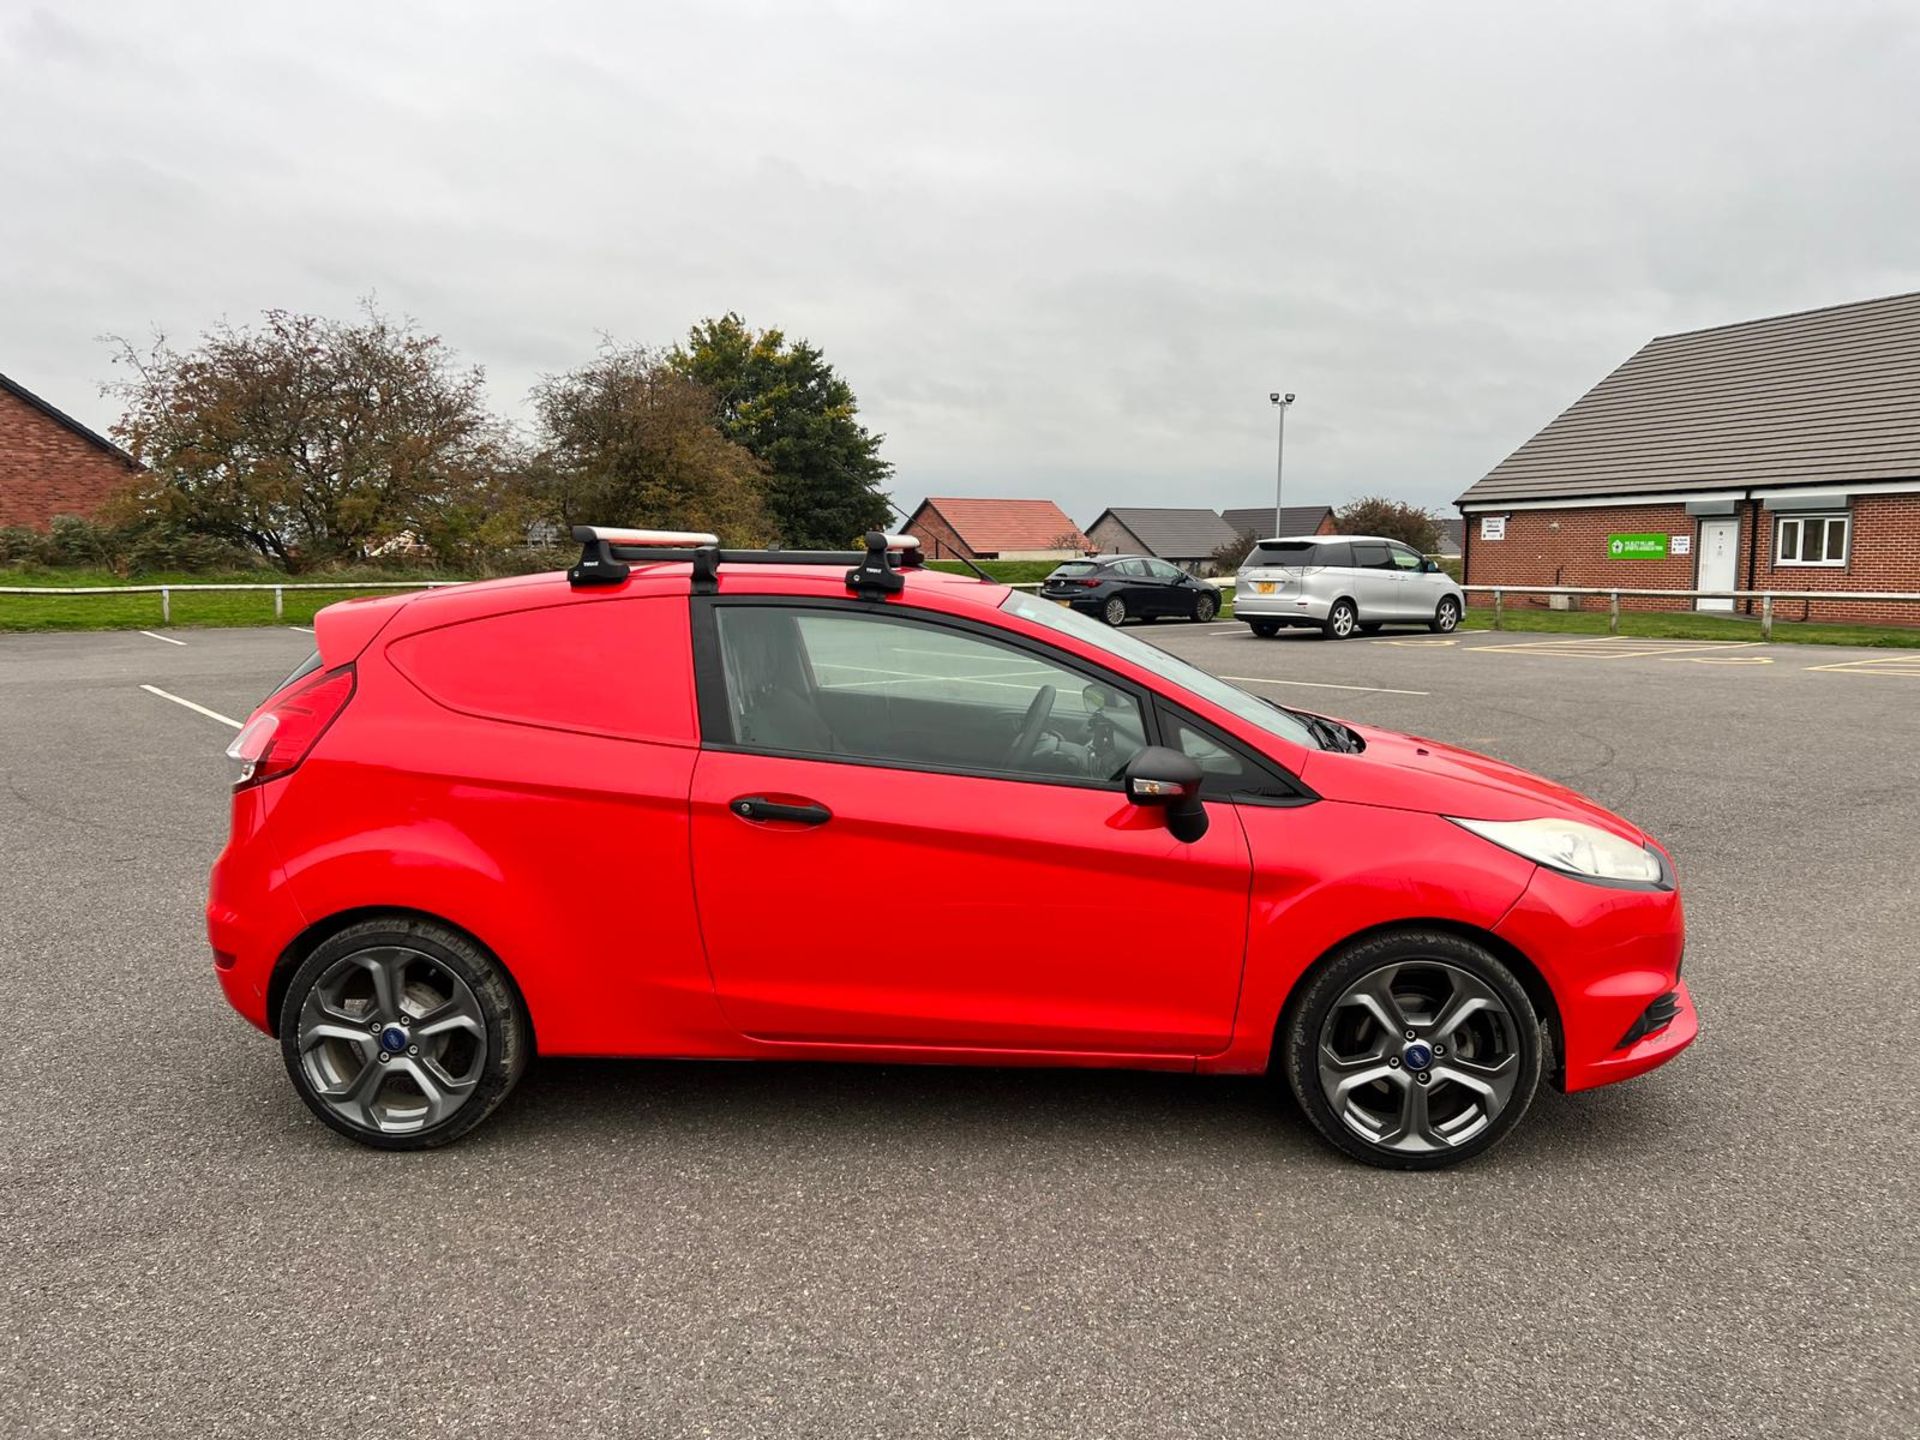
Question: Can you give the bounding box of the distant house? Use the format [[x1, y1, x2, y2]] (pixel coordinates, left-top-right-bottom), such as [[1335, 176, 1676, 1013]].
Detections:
[[0, 371, 142, 530], [1083, 506, 1240, 573], [1218, 504, 1337, 540], [1456, 291, 1920, 624], [1433, 517, 1464, 558], [902, 497, 1090, 561]]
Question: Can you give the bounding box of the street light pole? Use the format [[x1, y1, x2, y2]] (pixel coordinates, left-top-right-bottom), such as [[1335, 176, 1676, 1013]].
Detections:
[[1269, 392, 1295, 536]]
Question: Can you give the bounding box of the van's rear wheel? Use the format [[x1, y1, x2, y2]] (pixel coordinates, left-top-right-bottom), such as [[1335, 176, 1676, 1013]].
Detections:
[[1283, 929, 1543, 1169], [1322, 599, 1358, 639], [280, 917, 529, 1150]]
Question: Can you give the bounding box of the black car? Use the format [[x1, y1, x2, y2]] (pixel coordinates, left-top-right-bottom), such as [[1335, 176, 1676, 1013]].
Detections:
[[1038, 555, 1222, 626]]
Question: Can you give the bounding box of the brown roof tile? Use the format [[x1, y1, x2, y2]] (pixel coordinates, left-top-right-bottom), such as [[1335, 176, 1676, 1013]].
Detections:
[[1457, 291, 1920, 506]]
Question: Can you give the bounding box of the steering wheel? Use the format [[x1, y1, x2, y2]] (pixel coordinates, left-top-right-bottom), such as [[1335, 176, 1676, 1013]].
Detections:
[[1007, 685, 1057, 766]]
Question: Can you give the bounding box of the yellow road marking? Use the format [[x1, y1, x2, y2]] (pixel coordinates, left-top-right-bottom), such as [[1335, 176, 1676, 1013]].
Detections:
[[1804, 655, 1920, 677]]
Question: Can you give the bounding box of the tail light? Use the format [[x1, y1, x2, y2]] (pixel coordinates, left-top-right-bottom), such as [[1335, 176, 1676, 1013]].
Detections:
[[1077, 577, 1102, 587], [225, 664, 356, 790]]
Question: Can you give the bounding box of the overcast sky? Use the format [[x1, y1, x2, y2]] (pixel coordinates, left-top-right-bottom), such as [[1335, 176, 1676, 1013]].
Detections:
[[4, 0, 1917, 524]]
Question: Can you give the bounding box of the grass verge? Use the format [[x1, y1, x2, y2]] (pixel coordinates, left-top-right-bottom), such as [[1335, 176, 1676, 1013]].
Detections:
[[1461, 606, 1920, 649], [0, 568, 467, 633]]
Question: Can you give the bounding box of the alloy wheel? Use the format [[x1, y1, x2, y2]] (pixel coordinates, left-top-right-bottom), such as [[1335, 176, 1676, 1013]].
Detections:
[[1103, 597, 1127, 626], [295, 946, 489, 1136], [1435, 598, 1460, 632], [1328, 602, 1357, 638], [1315, 960, 1521, 1155], [1194, 593, 1218, 622]]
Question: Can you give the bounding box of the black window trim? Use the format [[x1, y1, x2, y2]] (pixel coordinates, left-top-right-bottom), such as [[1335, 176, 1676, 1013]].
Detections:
[[691, 595, 1171, 795], [1153, 699, 1317, 808]]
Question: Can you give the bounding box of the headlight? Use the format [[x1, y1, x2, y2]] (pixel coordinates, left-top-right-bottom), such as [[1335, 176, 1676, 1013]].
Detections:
[[1449, 816, 1670, 888]]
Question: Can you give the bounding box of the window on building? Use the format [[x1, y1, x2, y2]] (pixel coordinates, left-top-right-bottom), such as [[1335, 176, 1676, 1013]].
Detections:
[[1775, 513, 1849, 567]]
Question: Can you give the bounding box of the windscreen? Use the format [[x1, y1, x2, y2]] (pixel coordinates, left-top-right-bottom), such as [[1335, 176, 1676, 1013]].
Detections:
[[1001, 590, 1319, 750]]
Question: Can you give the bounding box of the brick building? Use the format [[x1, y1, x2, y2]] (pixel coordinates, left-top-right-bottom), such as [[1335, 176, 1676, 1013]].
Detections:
[[901, 497, 1089, 561], [0, 372, 141, 529], [1458, 293, 1920, 626]]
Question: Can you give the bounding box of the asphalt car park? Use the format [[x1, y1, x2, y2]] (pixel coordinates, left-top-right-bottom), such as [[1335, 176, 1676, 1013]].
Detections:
[[3, 622, 1915, 1437]]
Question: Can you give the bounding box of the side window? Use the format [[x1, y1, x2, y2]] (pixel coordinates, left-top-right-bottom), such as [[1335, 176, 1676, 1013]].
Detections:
[[1351, 542, 1393, 570], [1161, 710, 1297, 800], [1145, 559, 1183, 581], [711, 606, 1149, 784], [1316, 541, 1353, 568], [1114, 558, 1150, 578], [1388, 544, 1424, 571]]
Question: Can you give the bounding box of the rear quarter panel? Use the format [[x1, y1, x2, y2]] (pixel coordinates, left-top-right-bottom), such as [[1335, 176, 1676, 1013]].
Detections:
[[264, 588, 733, 1057]]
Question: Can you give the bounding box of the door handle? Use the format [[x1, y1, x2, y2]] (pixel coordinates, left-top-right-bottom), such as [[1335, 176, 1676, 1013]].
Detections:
[[730, 795, 832, 826]]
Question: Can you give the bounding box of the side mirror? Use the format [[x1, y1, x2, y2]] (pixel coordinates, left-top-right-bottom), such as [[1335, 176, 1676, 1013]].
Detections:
[[1123, 746, 1209, 843], [1422, 558, 1440, 573]]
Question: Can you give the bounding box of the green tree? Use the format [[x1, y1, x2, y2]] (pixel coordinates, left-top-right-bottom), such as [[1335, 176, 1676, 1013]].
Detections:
[[1333, 496, 1444, 554], [106, 305, 508, 571], [671, 314, 892, 547], [527, 344, 771, 544]]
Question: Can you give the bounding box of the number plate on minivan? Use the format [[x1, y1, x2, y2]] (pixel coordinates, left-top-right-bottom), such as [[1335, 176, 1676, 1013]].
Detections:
[[1254, 582, 1275, 594]]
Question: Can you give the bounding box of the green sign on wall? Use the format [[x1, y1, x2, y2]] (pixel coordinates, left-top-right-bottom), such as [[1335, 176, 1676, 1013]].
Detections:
[[1607, 533, 1668, 560]]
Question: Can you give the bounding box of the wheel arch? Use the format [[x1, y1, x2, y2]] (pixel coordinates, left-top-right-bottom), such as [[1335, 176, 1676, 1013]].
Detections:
[[1271, 917, 1565, 1088], [265, 905, 536, 1051]]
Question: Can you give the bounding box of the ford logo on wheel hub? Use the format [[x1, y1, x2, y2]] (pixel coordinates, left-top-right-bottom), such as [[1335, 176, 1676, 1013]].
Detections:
[[380, 1025, 408, 1054], [1403, 1041, 1434, 1071]]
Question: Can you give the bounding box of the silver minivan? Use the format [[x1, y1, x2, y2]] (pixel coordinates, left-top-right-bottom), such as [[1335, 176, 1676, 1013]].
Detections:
[[1234, 534, 1464, 639]]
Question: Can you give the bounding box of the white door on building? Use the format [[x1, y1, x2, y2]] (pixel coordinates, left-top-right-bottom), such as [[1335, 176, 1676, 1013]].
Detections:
[[1696, 517, 1738, 612]]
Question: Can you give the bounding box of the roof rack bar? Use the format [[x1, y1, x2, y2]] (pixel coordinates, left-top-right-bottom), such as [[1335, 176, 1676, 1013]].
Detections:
[[566, 526, 929, 596], [572, 525, 721, 547]]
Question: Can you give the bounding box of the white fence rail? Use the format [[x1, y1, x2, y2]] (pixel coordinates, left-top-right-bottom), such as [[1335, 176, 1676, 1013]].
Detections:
[[8, 577, 1916, 641], [0, 580, 457, 624], [1463, 584, 1920, 640]]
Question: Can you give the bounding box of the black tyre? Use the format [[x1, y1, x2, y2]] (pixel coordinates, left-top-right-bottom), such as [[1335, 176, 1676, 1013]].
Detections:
[[1102, 596, 1127, 627], [1282, 928, 1543, 1170], [1192, 591, 1219, 622], [1248, 619, 1281, 638], [279, 916, 530, 1150], [1321, 598, 1358, 639], [1431, 596, 1462, 633]]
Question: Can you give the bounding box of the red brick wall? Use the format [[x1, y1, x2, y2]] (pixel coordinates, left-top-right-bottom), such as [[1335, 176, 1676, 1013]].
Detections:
[[1753, 493, 1920, 626], [0, 387, 138, 529], [1463, 494, 1920, 626], [905, 503, 977, 561], [1466, 503, 1701, 612]]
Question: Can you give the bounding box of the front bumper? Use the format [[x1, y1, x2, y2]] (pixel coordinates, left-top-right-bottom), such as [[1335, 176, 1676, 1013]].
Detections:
[[1493, 864, 1696, 1093]]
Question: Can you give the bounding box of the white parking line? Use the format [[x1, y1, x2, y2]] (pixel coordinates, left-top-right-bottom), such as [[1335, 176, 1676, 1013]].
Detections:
[[139, 685, 242, 729], [1225, 675, 1428, 697], [138, 630, 186, 647], [288, 625, 313, 633]]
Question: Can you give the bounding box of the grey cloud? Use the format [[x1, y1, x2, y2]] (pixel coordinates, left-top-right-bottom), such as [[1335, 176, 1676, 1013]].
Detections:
[[2, 0, 1916, 522]]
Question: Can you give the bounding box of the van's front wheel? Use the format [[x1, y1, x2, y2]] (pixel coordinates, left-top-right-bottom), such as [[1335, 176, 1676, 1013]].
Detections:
[[1283, 929, 1543, 1169]]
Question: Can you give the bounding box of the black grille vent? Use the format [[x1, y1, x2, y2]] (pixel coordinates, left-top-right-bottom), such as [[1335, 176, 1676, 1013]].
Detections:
[[1617, 991, 1681, 1049]]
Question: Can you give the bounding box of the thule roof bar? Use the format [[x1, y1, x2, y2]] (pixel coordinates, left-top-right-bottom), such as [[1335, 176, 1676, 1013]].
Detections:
[[568, 526, 924, 597]]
